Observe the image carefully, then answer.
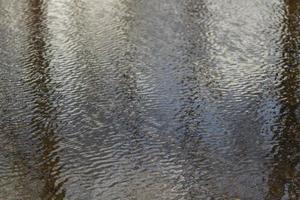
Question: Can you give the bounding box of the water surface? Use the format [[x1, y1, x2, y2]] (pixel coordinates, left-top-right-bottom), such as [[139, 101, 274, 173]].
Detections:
[[0, 0, 299, 199]]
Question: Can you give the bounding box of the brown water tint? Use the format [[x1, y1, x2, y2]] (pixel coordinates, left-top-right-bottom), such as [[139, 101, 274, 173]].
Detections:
[[0, 0, 299, 199]]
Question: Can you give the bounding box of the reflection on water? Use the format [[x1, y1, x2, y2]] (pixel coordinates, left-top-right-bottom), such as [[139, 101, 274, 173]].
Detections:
[[0, 0, 299, 199], [23, 0, 66, 199], [266, 0, 300, 199]]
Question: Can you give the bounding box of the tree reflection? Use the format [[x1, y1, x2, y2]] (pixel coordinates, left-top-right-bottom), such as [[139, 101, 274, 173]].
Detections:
[[175, 0, 223, 198], [19, 0, 66, 199], [267, 0, 300, 199]]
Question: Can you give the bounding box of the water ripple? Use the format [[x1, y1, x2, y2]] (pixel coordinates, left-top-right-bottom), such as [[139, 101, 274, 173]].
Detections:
[[1, 0, 300, 199]]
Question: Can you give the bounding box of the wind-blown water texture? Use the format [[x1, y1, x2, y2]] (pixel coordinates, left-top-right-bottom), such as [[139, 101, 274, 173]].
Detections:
[[0, 0, 299, 199]]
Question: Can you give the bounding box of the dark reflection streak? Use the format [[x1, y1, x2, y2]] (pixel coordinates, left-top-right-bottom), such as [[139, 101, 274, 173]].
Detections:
[[267, 0, 300, 199], [115, 0, 144, 165], [176, 0, 218, 198], [177, 0, 215, 138], [23, 0, 66, 199]]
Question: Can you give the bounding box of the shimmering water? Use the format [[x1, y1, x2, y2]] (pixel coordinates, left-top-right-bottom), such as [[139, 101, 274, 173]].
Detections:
[[0, 0, 299, 199]]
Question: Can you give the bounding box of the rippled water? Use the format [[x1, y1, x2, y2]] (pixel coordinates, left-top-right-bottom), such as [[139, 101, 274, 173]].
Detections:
[[0, 0, 299, 199]]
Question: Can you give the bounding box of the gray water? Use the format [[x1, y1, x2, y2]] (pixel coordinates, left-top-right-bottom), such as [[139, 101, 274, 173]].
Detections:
[[0, 0, 299, 199]]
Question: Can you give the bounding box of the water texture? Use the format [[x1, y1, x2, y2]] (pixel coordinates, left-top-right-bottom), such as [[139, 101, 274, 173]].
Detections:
[[0, 0, 299, 199]]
